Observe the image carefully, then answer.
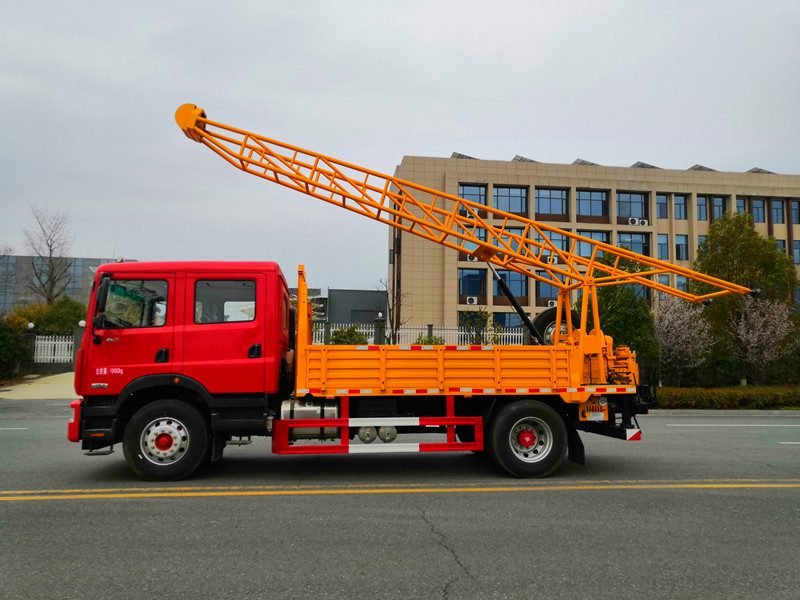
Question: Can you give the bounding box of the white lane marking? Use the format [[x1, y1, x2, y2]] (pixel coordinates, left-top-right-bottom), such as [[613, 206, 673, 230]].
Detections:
[[0, 428, 28, 431], [778, 442, 800, 445]]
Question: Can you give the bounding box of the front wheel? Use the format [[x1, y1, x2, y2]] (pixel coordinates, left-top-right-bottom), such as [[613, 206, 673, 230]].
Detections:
[[123, 400, 209, 481], [486, 400, 567, 478]]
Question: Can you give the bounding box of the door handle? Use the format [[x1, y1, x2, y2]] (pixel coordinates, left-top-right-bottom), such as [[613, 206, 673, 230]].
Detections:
[[155, 348, 169, 363], [248, 344, 262, 359]]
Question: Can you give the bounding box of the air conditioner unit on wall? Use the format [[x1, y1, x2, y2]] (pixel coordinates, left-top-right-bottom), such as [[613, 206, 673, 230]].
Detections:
[[628, 217, 640, 225], [466, 296, 478, 305], [547, 300, 558, 308], [639, 219, 650, 226], [466, 255, 479, 262]]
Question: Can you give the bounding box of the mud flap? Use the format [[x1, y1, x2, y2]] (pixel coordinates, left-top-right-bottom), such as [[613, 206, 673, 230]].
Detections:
[[564, 418, 585, 465]]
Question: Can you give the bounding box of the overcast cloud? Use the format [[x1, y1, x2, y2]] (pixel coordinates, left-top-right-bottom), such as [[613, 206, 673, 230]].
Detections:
[[1, 0, 798, 291]]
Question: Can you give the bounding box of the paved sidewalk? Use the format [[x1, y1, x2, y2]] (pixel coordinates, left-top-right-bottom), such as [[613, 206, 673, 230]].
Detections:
[[0, 372, 77, 400]]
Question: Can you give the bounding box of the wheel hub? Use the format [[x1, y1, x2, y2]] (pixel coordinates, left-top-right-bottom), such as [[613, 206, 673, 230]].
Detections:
[[140, 418, 189, 465], [517, 429, 536, 448], [509, 417, 553, 463]]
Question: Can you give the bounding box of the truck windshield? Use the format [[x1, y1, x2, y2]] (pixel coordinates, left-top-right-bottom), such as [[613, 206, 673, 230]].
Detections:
[[100, 279, 168, 328]]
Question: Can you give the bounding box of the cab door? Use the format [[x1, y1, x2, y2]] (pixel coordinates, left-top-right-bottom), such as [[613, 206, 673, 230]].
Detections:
[[85, 273, 175, 396], [181, 273, 266, 394]]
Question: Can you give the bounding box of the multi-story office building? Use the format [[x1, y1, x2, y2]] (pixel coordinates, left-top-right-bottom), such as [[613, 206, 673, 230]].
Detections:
[[0, 255, 115, 315], [388, 155, 800, 328]]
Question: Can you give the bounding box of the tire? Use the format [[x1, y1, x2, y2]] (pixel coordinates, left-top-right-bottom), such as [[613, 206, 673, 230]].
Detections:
[[485, 400, 567, 478], [533, 307, 581, 345], [123, 400, 209, 481]]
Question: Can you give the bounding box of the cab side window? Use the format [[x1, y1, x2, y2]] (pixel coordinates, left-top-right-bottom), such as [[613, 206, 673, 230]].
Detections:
[[104, 280, 168, 328], [194, 280, 256, 324]]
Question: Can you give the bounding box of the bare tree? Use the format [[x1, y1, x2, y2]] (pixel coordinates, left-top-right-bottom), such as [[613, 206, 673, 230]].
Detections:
[[379, 278, 409, 344], [730, 296, 797, 385], [24, 205, 74, 305], [654, 295, 712, 386]]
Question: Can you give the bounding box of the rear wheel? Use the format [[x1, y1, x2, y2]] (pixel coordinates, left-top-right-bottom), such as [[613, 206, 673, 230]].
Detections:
[[486, 400, 567, 478], [123, 400, 209, 481]]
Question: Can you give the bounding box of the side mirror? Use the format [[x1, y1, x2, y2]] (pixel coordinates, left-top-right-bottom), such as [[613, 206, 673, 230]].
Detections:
[[91, 313, 106, 344], [95, 275, 111, 314]]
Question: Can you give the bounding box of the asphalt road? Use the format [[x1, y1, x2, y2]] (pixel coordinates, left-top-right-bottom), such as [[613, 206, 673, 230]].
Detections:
[[1, 398, 799, 600]]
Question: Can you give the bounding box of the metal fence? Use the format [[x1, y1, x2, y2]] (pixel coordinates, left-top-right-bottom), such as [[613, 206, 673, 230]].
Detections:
[[313, 323, 526, 345], [34, 335, 74, 364]]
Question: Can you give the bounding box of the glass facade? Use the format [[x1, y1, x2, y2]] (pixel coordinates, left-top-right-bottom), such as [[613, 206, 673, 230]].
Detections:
[[576, 190, 608, 217], [458, 184, 486, 206], [535, 188, 568, 215], [458, 269, 485, 296], [618, 232, 650, 257], [792, 201, 800, 224], [772, 199, 785, 224], [656, 194, 668, 219], [577, 230, 609, 258], [752, 199, 765, 223], [736, 198, 746, 214], [493, 186, 527, 214], [617, 192, 649, 220], [494, 270, 527, 298], [674, 195, 687, 220], [697, 196, 708, 221], [675, 235, 689, 261], [657, 234, 669, 260], [794, 240, 800, 265], [493, 312, 526, 328], [712, 196, 726, 219]]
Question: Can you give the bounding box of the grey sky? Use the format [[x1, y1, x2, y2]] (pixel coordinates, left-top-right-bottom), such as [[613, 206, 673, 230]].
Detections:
[[2, 0, 798, 291]]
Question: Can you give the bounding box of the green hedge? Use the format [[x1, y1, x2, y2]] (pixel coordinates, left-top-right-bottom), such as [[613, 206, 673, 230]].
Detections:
[[656, 386, 800, 410]]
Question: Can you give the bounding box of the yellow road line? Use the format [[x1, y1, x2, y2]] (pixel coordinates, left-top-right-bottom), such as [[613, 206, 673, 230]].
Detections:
[[2, 481, 800, 502]]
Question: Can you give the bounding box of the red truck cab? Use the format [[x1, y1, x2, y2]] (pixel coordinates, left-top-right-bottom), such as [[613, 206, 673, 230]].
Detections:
[[72, 261, 293, 477]]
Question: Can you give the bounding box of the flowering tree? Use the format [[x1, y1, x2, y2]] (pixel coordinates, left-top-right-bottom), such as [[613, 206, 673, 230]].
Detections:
[[730, 296, 798, 385], [654, 295, 712, 386]]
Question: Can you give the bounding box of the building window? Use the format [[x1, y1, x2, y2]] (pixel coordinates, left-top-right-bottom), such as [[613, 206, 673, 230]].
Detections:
[[794, 240, 800, 265], [675, 235, 689, 261], [458, 268, 486, 297], [577, 230, 609, 258], [674, 195, 687, 220], [676, 276, 688, 292], [493, 270, 528, 298], [499, 227, 525, 254], [752, 199, 765, 223], [534, 230, 569, 262], [618, 232, 650, 257], [536, 278, 561, 301], [576, 190, 608, 217], [493, 186, 527, 215], [461, 225, 487, 253], [697, 196, 708, 221], [697, 235, 707, 249], [772, 199, 785, 224], [657, 234, 669, 260], [657, 274, 670, 297], [791, 200, 799, 224], [656, 194, 668, 219], [776, 239, 786, 253], [458, 184, 486, 206], [712, 196, 726, 220], [617, 192, 649, 220], [535, 188, 568, 216], [493, 312, 527, 328], [736, 198, 746, 214]]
